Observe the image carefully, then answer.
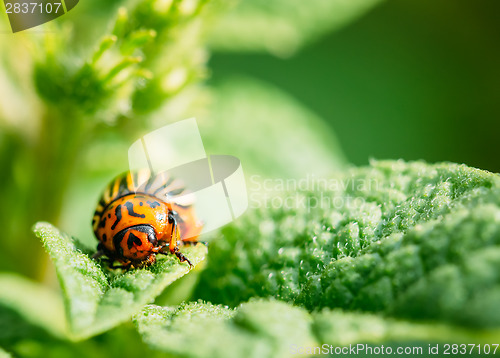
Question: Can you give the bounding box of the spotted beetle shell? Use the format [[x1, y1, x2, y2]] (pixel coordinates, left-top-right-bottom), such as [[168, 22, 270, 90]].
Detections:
[[92, 170, 201, 262]]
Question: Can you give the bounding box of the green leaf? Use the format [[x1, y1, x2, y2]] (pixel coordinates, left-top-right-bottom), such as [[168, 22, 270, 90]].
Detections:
[[135, 300, 499, 358], [208, 0, 384, 56], [200, 77, 346, 179], [312, 310, 500, 347], [0, 273, 66, 340], [0, 274, 71, 357], [0, 347, 11, 358], [134, 300, 317, 358], [33, 222, 207, 340], [194, 160, 500, 328]]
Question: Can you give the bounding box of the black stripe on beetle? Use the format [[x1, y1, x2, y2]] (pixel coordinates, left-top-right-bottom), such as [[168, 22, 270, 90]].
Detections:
[[127, 232, 143, 249], [112, 230, 125, 256], [147, 200, 161, 208], [133, 224, 157, 244], [119, 175, 129, 194], [172, 203, 191, 209], [164, 175, 175, 188], [111, 204, 123, 230], [124, 201, 146, 218], [168, 187, 184, 196], [144, 175, 155, 193]]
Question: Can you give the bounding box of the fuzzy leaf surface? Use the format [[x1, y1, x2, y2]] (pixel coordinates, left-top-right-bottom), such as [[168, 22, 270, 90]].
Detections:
[[34, 222, 207, 340]]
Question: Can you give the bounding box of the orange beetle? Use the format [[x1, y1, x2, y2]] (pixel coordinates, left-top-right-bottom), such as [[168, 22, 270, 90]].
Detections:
[[92, 170, 202, 269]]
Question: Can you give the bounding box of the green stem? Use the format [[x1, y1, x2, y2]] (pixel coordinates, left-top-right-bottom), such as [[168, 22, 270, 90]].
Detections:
[[28, 106, 89, 280]]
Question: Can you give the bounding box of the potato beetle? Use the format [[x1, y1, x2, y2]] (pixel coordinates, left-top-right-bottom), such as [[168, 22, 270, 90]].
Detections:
[[92, 170, 202, 269]]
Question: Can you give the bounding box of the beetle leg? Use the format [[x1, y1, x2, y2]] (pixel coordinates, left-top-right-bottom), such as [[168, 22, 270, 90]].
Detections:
[[92, 250, 106, 260], [160, 211, 192, 267], [167, 211, 179, 254], [136, 254, 156, 267], [92, 243, 107, 260], [173, 247, 193, 267], [109, 261, 132, 270], [157, 247, 192, 267]]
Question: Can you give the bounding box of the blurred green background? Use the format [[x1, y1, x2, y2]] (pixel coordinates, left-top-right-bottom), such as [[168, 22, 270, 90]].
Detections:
[[210, 0, 500, 173]]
